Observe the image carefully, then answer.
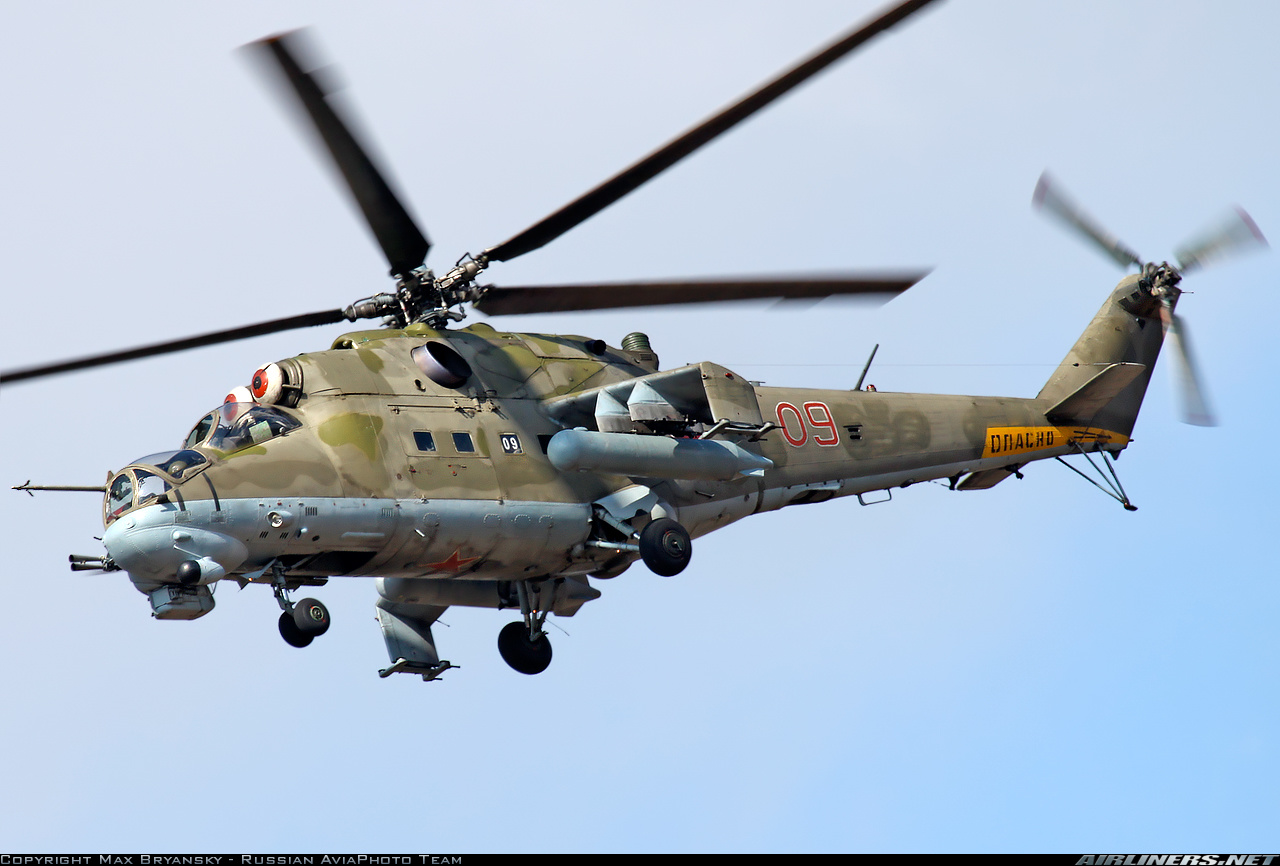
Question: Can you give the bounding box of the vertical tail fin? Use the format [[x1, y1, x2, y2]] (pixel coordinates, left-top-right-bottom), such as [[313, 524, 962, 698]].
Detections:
[[1037, 274, 1168, 436]]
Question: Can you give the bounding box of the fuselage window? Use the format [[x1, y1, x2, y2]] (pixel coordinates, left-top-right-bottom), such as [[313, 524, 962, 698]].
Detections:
[[413, 431, 437, 452], [452, 432, 475, 453]]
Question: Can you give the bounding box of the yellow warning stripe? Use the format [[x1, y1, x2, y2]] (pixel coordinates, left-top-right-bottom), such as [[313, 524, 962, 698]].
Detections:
[[982, 425, 1129, 459]]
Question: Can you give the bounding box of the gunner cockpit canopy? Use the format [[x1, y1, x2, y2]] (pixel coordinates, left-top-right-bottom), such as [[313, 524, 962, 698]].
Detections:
[[102, 449, 208, 525]]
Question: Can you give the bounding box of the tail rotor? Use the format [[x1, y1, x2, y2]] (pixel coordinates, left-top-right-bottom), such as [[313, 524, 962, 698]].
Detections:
[[1158, 304, 1214, 426], [1175, 206, 1268, 274], [1032, 172, 1143, 269], [1032, 170, 1267, 426]]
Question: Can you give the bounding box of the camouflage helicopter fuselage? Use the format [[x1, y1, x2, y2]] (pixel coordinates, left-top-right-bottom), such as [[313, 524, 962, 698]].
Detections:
[[97, 273, 1166, 678], [13, 3, 1248, 680]]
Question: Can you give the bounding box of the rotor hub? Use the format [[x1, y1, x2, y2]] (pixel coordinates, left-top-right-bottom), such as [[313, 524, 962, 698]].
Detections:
[[1139, 261, 1182, 297]]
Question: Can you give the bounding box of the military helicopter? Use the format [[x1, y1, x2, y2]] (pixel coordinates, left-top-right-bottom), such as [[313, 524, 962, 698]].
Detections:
[[3, 0, 1266, 681]]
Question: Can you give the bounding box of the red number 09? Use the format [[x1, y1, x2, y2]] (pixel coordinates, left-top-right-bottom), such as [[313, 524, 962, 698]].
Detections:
[[804, 402, 840, 446], [775, 401, 840, 447]]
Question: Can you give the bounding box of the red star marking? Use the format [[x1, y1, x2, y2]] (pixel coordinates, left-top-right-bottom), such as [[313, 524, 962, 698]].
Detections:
[[425, 548, 479, 573]]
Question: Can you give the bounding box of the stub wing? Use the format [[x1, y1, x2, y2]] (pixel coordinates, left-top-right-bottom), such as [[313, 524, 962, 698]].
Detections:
[[541, 362, 764, 432]]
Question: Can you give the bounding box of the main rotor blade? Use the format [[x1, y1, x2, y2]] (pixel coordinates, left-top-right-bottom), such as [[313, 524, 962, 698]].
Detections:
[[250, 31, 431, 277], [1175, 206, 1268, 273], [483, 0, 942, 264], [0, 309, 348, 385], [1032, 172, 1143, 270], [1161, 306, 1215, 427], [472, 272, 927, 316]]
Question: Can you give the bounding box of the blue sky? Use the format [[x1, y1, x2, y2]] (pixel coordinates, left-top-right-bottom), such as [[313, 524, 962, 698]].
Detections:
[[1, 0, 1276, 853]]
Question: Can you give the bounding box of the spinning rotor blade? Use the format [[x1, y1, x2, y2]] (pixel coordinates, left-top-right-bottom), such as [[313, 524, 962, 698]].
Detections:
[[1033, 172, 1143, 269], [472, 273, 926, 315], [1175, 207, 1268, 273], [0, 309, 348, 385], [250, 31, 431, 277], [483, 0, 941, 264], [1160, 306, 1215, 427]]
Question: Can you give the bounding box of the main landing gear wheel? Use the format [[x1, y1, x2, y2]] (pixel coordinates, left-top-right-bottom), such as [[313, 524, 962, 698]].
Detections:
[[293, 597, 331, 636], [268, 566, 330, 648], [639, 518, 692, 576], [278, 611, 314, 648], [497, 621, 553, 675]]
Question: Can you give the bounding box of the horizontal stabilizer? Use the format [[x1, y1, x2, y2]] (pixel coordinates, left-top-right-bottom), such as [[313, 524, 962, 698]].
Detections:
[[1045, 362, 1146, 424], [956, 467, 1017, 491]]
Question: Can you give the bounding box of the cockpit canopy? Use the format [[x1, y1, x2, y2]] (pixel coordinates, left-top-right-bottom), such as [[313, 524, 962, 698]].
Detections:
[[103, 404, 302, 526], [103, 449, 208, 525], [184, 403, 301, 454]]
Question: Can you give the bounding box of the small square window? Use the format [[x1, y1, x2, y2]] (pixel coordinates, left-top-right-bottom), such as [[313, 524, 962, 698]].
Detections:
[[452, 432, 475, 453], [413, 431, 436, 452]]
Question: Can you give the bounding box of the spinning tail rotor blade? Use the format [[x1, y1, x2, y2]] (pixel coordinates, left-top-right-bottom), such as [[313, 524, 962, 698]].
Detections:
[[1033, 172, 1143, 269], [0, 309, 349, 385], [473, 272, 926, 316], [483, 0, 942, 264], [1161, 306, 1215, 427], [249, 31, 431, 277], [1175, 207, 1268, 273]]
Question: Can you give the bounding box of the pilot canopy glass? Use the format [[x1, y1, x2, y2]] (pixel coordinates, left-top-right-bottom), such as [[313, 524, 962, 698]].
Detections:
[[185, 403, 301, 454]]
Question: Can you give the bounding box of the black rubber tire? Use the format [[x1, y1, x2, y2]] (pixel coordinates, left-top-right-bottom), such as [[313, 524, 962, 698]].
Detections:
[[293, 597, 331, 636], [638, 518, 692, 576], [279, 611, 315, 648], [497, 621, 553, 675]]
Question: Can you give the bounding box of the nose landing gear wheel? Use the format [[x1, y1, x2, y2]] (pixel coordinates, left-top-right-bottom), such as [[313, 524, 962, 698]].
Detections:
[[293, 597, 331, 636], [639, 517, 692, 576], [279, 611, 315, 648], [497, 621, 553, 675]]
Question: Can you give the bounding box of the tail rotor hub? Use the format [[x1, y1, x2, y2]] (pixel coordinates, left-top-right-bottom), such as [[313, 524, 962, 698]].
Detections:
[[1139, 262, 1182, 301]]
